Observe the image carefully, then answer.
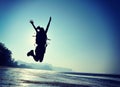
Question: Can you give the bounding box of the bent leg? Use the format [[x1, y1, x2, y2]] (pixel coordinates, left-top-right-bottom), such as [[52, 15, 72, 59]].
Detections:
[[40, 47, 46, 62], [39, 54, 44, 62], [27, 50, 39, 62], [27, 50, 34, 56], [35, 46, 46, 62], [39, 47, 46, 62]]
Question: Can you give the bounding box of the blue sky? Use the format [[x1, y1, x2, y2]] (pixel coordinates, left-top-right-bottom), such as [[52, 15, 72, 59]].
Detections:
[[0, 0, 120, 74]]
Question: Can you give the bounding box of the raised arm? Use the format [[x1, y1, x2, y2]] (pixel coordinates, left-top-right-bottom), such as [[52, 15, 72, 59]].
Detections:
[[30, 20, 37, 32], [45, 17, 51, 33]]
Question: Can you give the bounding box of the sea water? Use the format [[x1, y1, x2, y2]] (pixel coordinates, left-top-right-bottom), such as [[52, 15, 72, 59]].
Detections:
[[0, 67, 119, 87]]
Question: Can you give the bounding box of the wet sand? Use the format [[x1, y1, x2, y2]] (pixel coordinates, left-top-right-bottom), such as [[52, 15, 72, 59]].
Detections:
[[0, 67, 119, 87]]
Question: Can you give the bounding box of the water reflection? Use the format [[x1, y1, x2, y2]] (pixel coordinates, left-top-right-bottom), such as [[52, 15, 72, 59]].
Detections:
[[1, 67, 119, 87], [0, 67, 40, 87], [0, 67, 90, 87], [0, 67, 37, 86], [0, 67, 21, 86]]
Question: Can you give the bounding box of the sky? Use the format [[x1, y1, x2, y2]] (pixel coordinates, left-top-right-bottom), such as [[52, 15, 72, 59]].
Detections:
[[0, 0, 120, 74]]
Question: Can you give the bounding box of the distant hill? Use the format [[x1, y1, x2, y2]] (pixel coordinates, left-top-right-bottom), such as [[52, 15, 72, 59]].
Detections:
[[17, 60, 72, 72]]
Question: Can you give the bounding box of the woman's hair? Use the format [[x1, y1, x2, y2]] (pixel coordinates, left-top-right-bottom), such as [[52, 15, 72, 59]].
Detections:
[[37, 26, 40, 29], [40, 27, 44, 32], [37, 26, 44, 32]]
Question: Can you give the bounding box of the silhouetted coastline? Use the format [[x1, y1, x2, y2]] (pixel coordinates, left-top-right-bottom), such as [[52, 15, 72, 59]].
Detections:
[[0, 42, 31, 68]]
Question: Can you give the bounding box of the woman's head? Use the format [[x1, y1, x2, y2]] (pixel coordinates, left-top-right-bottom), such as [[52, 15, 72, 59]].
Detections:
[[37, 26, 44, 32]]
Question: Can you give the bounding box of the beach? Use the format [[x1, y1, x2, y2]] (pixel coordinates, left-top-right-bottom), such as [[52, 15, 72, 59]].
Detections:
[[0, 67, 119, 87]]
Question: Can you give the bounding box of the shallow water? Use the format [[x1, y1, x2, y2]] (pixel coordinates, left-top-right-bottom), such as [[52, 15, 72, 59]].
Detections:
[[0, 67, 119, 87]]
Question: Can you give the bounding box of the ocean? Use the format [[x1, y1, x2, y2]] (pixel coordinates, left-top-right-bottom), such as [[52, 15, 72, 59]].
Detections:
[[0, 67, 120, 87]]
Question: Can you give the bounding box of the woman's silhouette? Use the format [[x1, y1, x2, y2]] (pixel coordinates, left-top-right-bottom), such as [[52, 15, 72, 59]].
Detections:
[[27, 17, 51, 62]]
